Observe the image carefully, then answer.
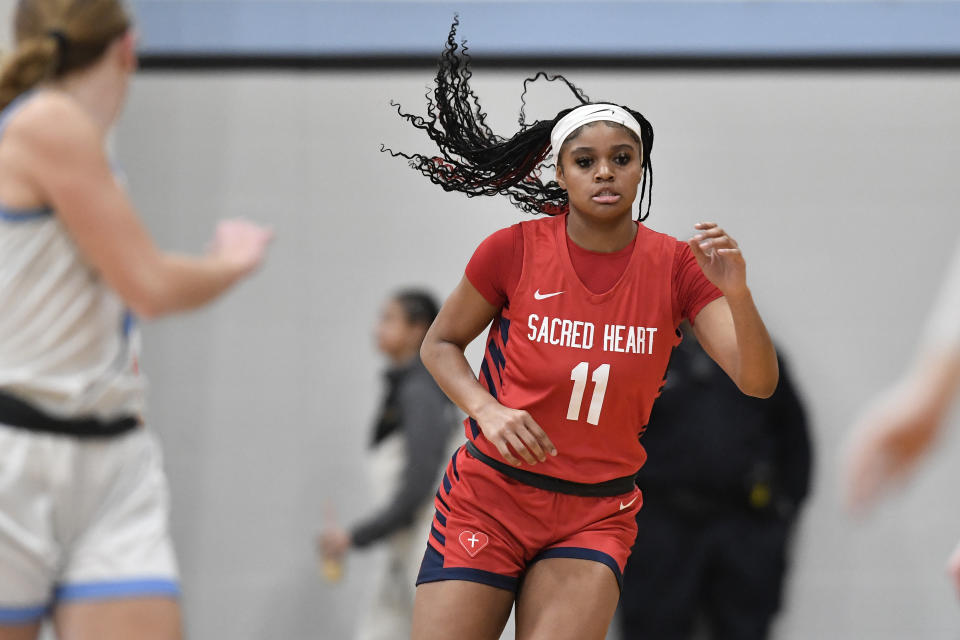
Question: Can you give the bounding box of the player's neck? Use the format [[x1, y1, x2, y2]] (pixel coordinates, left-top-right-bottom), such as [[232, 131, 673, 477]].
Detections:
[[50, 64, 126, 136], [565, 211, 637, 253]]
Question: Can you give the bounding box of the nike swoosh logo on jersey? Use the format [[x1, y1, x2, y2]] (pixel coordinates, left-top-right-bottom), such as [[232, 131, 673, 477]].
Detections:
[[619, 496, 639, 510], [534, 289, 564, 300]]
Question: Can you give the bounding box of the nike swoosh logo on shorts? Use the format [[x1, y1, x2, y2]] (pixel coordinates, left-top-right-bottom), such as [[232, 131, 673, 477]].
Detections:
[[619, 496, 639, 510], [534, 289, 564, 300]]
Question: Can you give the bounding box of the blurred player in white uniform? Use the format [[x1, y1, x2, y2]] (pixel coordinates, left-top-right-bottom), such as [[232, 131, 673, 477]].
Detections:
[[846, 243, 960, 598], [0, 1, 271, 639]]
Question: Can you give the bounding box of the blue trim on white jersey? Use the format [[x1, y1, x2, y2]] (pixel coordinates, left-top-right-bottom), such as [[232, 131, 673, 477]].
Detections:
[[0, 207, 53, 222], [0, 603, 48, 625], [122, 310, 137, 337], [55, 578, 180, 602]]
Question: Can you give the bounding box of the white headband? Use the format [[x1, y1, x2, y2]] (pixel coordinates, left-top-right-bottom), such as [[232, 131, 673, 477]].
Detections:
[[548, 104, 644, 162]]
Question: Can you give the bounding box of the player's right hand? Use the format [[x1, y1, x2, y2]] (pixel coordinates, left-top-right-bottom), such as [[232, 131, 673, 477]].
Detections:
[[474, 402, 557, 466], [843, 384, 940, 513], [208, 219, 273, 277]]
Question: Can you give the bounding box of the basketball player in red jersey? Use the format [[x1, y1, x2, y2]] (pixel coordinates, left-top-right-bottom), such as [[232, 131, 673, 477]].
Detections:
[[384, 20, 779, 640]]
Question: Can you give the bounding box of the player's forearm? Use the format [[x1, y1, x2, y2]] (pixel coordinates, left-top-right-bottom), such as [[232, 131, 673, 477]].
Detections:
[[129, 253, 245, 319], [725, 288, 779, 398], [904, 346, 960, 425], [421, 338, 499, 420]]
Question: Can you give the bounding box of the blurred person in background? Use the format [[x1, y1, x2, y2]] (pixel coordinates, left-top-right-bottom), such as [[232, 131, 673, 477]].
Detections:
[[318, 289, 459, 640], [619, 330, 811, 640], [846, 244, 960, 599], [0, 1, 272, 639]]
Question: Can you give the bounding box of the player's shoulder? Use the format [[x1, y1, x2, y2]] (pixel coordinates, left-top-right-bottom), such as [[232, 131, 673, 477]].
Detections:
[[637, 222, 678, 243], [486, 221, 524, 239], [3, 90, 99, 154], [637, 222, 685, 256], [475, 223, 520, 251], [518, 213, 562, 230], [515, 213, 565, 243]]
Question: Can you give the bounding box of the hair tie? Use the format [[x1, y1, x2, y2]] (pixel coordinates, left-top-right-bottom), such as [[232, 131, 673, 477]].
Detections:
[[46, 29, 69, 55]]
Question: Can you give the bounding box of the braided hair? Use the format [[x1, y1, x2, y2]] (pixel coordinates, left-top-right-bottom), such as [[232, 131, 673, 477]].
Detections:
[[382, 17, 655, 220]]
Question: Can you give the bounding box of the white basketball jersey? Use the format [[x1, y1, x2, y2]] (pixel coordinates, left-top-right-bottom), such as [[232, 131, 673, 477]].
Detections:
[[0, 92, 145, 420]]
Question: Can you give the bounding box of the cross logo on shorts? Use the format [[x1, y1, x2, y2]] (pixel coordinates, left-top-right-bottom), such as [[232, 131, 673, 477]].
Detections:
[[458, 530, 489, 557]]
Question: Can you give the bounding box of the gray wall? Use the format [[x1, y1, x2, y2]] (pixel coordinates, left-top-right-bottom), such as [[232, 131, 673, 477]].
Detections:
[[116, 70, 960, 639]]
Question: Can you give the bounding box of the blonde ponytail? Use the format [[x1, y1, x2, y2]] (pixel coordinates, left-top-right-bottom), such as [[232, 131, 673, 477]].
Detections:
[[0, 0, 131, 111], [0, 35, 58, 110]]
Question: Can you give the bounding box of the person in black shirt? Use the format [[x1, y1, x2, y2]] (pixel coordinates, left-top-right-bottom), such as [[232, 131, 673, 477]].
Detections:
[[618, 328, 811, 640], [319, 290, 458, 640]]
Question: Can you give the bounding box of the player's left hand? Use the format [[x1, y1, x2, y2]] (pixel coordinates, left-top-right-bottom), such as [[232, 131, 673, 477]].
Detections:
[[688, 222, 748, 297], [948, 538, 960, 599], [317, 526, 351, 560]]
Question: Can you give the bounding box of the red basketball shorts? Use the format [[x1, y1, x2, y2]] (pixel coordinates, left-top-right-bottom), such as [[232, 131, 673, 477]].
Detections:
[[417, 444, 642, 592]]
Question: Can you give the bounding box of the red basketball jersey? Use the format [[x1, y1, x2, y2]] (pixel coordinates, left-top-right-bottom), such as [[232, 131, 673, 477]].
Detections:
[[467, 214, 685, 484]]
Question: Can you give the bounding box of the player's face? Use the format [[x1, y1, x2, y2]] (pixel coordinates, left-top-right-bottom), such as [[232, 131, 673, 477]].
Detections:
[[556, 123, 643, 224], [375, 300, 424, 362]]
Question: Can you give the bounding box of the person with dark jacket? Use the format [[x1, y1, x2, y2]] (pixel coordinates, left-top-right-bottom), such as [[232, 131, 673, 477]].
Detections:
[[319, 290, 458, 640], [618, 329, 811, 640]]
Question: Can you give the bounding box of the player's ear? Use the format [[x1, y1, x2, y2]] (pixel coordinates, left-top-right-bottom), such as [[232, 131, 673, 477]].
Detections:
[[555, 160, 567, 190], [116, 29, 138, 72]]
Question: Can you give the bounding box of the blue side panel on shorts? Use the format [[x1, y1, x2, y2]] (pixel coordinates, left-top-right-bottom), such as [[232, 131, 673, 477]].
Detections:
[[0, 603, 47, 624], [416, 545, 519, 592], [55, 578, 180, 602], [434, 509, 447, 527], [430, 525, 446, 546], [468, 417, 480, 439], [531, 547, 623, 589]]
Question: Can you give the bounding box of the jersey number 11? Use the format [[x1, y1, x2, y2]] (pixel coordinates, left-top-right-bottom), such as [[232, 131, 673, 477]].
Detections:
[[567, 362, 610, 426]]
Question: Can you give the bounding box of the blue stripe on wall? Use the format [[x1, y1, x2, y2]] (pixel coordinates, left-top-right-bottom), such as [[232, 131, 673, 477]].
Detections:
[[130, 1, 960, 58]]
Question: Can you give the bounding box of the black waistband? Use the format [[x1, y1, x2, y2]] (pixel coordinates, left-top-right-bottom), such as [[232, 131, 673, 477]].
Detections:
[[0, 389, 140, 438], [465, 440, 637, 497]]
